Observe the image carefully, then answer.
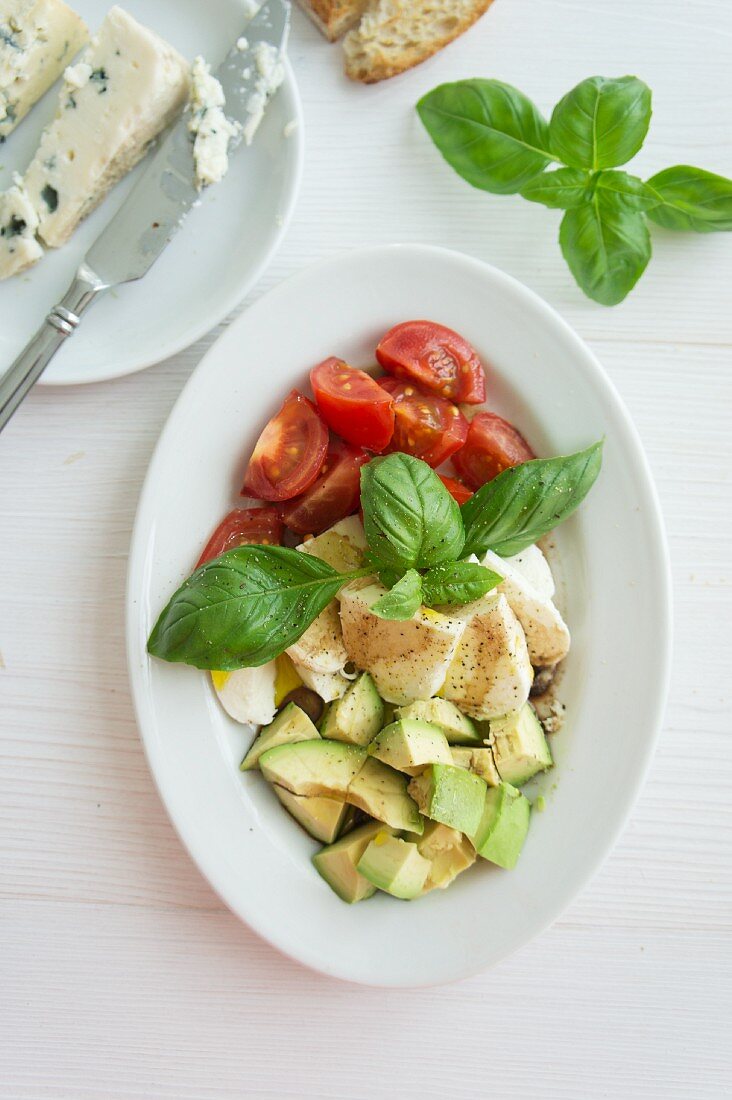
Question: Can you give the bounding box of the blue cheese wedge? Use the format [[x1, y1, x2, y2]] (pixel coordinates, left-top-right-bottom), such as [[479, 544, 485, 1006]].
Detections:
[[188, 56, 240, 190], [23, 5, 190, 248], [0, 0, 88, 139], [0, 173, 43, 278], [242, 40, 284, 146]]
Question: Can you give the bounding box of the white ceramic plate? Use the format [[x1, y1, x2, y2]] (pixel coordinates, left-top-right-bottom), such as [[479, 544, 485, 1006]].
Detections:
[[126, 245, 672, 987], [0, 0, 303, 385]]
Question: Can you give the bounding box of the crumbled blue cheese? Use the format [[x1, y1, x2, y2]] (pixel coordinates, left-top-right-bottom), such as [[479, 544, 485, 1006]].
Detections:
[[0, 0, 88, 138], [22, 5, 190, 247], [0, 173, 43, 279], [242, 40, 284, 146], [236, 36, 248, 51], [188, 55, 241, 189]]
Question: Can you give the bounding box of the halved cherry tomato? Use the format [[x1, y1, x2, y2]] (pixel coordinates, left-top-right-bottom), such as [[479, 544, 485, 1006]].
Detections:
[[242, 390, 328, 501], [196, 507, 283, 567], [376, 321, 486, 405], [378, 378, 469, 468], [438, 474, 473, 506], [310, 358, 395, 452], [280, 439, 370, 535], [452, 412, 535, 488]]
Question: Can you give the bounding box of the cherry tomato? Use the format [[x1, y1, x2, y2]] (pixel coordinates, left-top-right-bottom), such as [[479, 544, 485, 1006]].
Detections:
[[280, 439, 370, 535], [438, 474, 473, 506], [242, 390, 328, 501], [196, 507, 283, 567], [376, 320, 486, 404], [378, 378, 469, 468], [452, 412, 535, 488], [310, 357, 395, 452]]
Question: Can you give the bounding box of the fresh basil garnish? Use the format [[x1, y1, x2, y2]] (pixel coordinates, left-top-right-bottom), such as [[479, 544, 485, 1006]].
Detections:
[[461, 442, 603, 558], [421, 561, 502, 608], [559, 198, 651, 306], [371, 569, 423, 621], [520, 167, 589, 209], [360, 453, 464, 571], [549, 76, 652, 170], [645, 166, 732, 232], [592, 170, 657, 212]]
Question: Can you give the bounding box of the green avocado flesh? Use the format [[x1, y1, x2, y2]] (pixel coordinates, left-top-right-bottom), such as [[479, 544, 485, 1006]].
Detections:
[[313, 821, 396, 903], [396, 698, 480, 744], [404, 820, 477, 891], [259, 740, 366, 798], [273, 786, 349, 844], [368, 718, 452, 773], [240, 703, 320, 771], [408, 763, 486, 835], [469, 782, 531, 869], [450, 746, 501, 786], [491, 704, 553, 786], [357, 834, 431, 900], [346, 757, 423, 833], [321, 672, 384, 746]]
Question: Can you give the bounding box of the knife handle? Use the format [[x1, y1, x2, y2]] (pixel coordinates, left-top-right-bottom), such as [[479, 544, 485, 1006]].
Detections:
[[0, 264, 106, 435]]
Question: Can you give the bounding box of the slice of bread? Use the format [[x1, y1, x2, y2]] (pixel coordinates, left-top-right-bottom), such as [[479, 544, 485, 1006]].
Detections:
[[297, 0, 370, 41], [344, 0, 494, 82]]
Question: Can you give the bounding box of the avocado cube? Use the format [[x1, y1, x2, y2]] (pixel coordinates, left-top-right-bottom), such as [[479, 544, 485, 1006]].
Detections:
[[240, 703, 320, 771], [357, 834, 431, 900], [259, 740, 367, 798], [347, 757, 423, 833], [396, 698, 480, 744], [491, 704, 553, 786], [368, 718, 453, 774], [405, 820, 476, 891], [450, 746, 501, 787], [321, 672, 384, 746], [469, 782, 531, 869], [273, 786, 349, 844], [313, 821, 396, 903], [408, 764, 486, 835]]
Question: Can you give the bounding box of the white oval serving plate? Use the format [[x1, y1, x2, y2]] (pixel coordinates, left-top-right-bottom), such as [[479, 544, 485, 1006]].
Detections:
[[127, 244, 672, 987], [0, 0, 303, 385]]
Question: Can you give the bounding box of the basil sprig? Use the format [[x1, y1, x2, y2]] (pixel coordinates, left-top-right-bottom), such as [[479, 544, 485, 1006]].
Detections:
[[371, 569, 423, 621], [418, 75, 732, 305]]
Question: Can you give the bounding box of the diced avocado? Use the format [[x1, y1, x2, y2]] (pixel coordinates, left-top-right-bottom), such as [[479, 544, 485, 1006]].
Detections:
[[357, 834, 431, 900], [347, 757, 423, 833], [408, 764, 486, 835], [396, 698, 480, 744], [240, 703, 320, 771], [450, 746, 501, 786], [336, 803, 362, 838], [491, 704, 553, 786], [404, 820, 476, 891], [273, 786, 349, 844], [321, 672, 384, 746], [369, 718, 452, 774], [259, 740, 367, 798], [469, 782, 531, 869], [381, 701, 397, 727], [312, 821, 396, 903]]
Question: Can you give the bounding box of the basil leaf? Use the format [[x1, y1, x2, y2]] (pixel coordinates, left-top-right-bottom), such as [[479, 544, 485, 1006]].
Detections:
[[361, 453, 464, 571], [520, 167, 590, 209], [461, 443, 603, 558], [549, 76, 652, 170], [645, 165, 732, 232], [417, 79, 553, 195], [559, 196, 651, 305], [148, 545, 357, 671], [371, 570, 423, 621], [422, 561, 502, 608], [593, 170, 657, 211]]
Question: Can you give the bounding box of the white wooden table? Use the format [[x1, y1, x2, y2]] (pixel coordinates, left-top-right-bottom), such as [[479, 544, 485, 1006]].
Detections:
[[2, 2, 731, 1096]]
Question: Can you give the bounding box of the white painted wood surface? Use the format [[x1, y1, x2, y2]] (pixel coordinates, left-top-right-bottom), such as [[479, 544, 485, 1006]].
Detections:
[[1, 1, 731, 1096]]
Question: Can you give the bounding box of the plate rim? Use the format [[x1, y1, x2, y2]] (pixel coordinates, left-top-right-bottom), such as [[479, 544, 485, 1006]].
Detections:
[[36, 59, 304, 387], [125, 243, 673, 987]]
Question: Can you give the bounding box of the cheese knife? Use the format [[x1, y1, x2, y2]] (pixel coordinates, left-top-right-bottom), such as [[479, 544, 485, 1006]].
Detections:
[[0, 0, 290, 434]]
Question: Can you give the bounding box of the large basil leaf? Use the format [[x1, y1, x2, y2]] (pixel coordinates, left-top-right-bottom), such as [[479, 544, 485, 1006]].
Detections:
[[520, 167, 590, 209], [361, 453, 464, 571], [147, 546, 357, 670], [422, 561, 502, 608], [461, 443, 603, 558], [559, 196, 651, 305], [371, 570, 423, 621], [549, 76, 652, 170], [593, 170, 657, 211], [645, 165, 732, 232], [417, 79, 553, 195]]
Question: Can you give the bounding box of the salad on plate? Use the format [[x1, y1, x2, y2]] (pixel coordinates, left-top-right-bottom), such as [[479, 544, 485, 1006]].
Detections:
[[147, 320, 602, 903]]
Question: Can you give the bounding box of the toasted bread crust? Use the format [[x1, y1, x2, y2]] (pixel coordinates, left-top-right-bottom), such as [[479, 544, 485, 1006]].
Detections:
[[297, 0, 370, 40]]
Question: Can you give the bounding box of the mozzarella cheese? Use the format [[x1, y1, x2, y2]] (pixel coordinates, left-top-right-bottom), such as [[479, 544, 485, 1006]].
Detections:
[[23, 5, 190, 248], [0, 0, 88, 138], [188, 55, 240, 189], [211, 663, 276, 726], [292, 664, 351, 702], [0, 173, 42, 278], [441, 593, 533, 720], [286, 599, 348, 674], [483, 546, 570, 666]]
